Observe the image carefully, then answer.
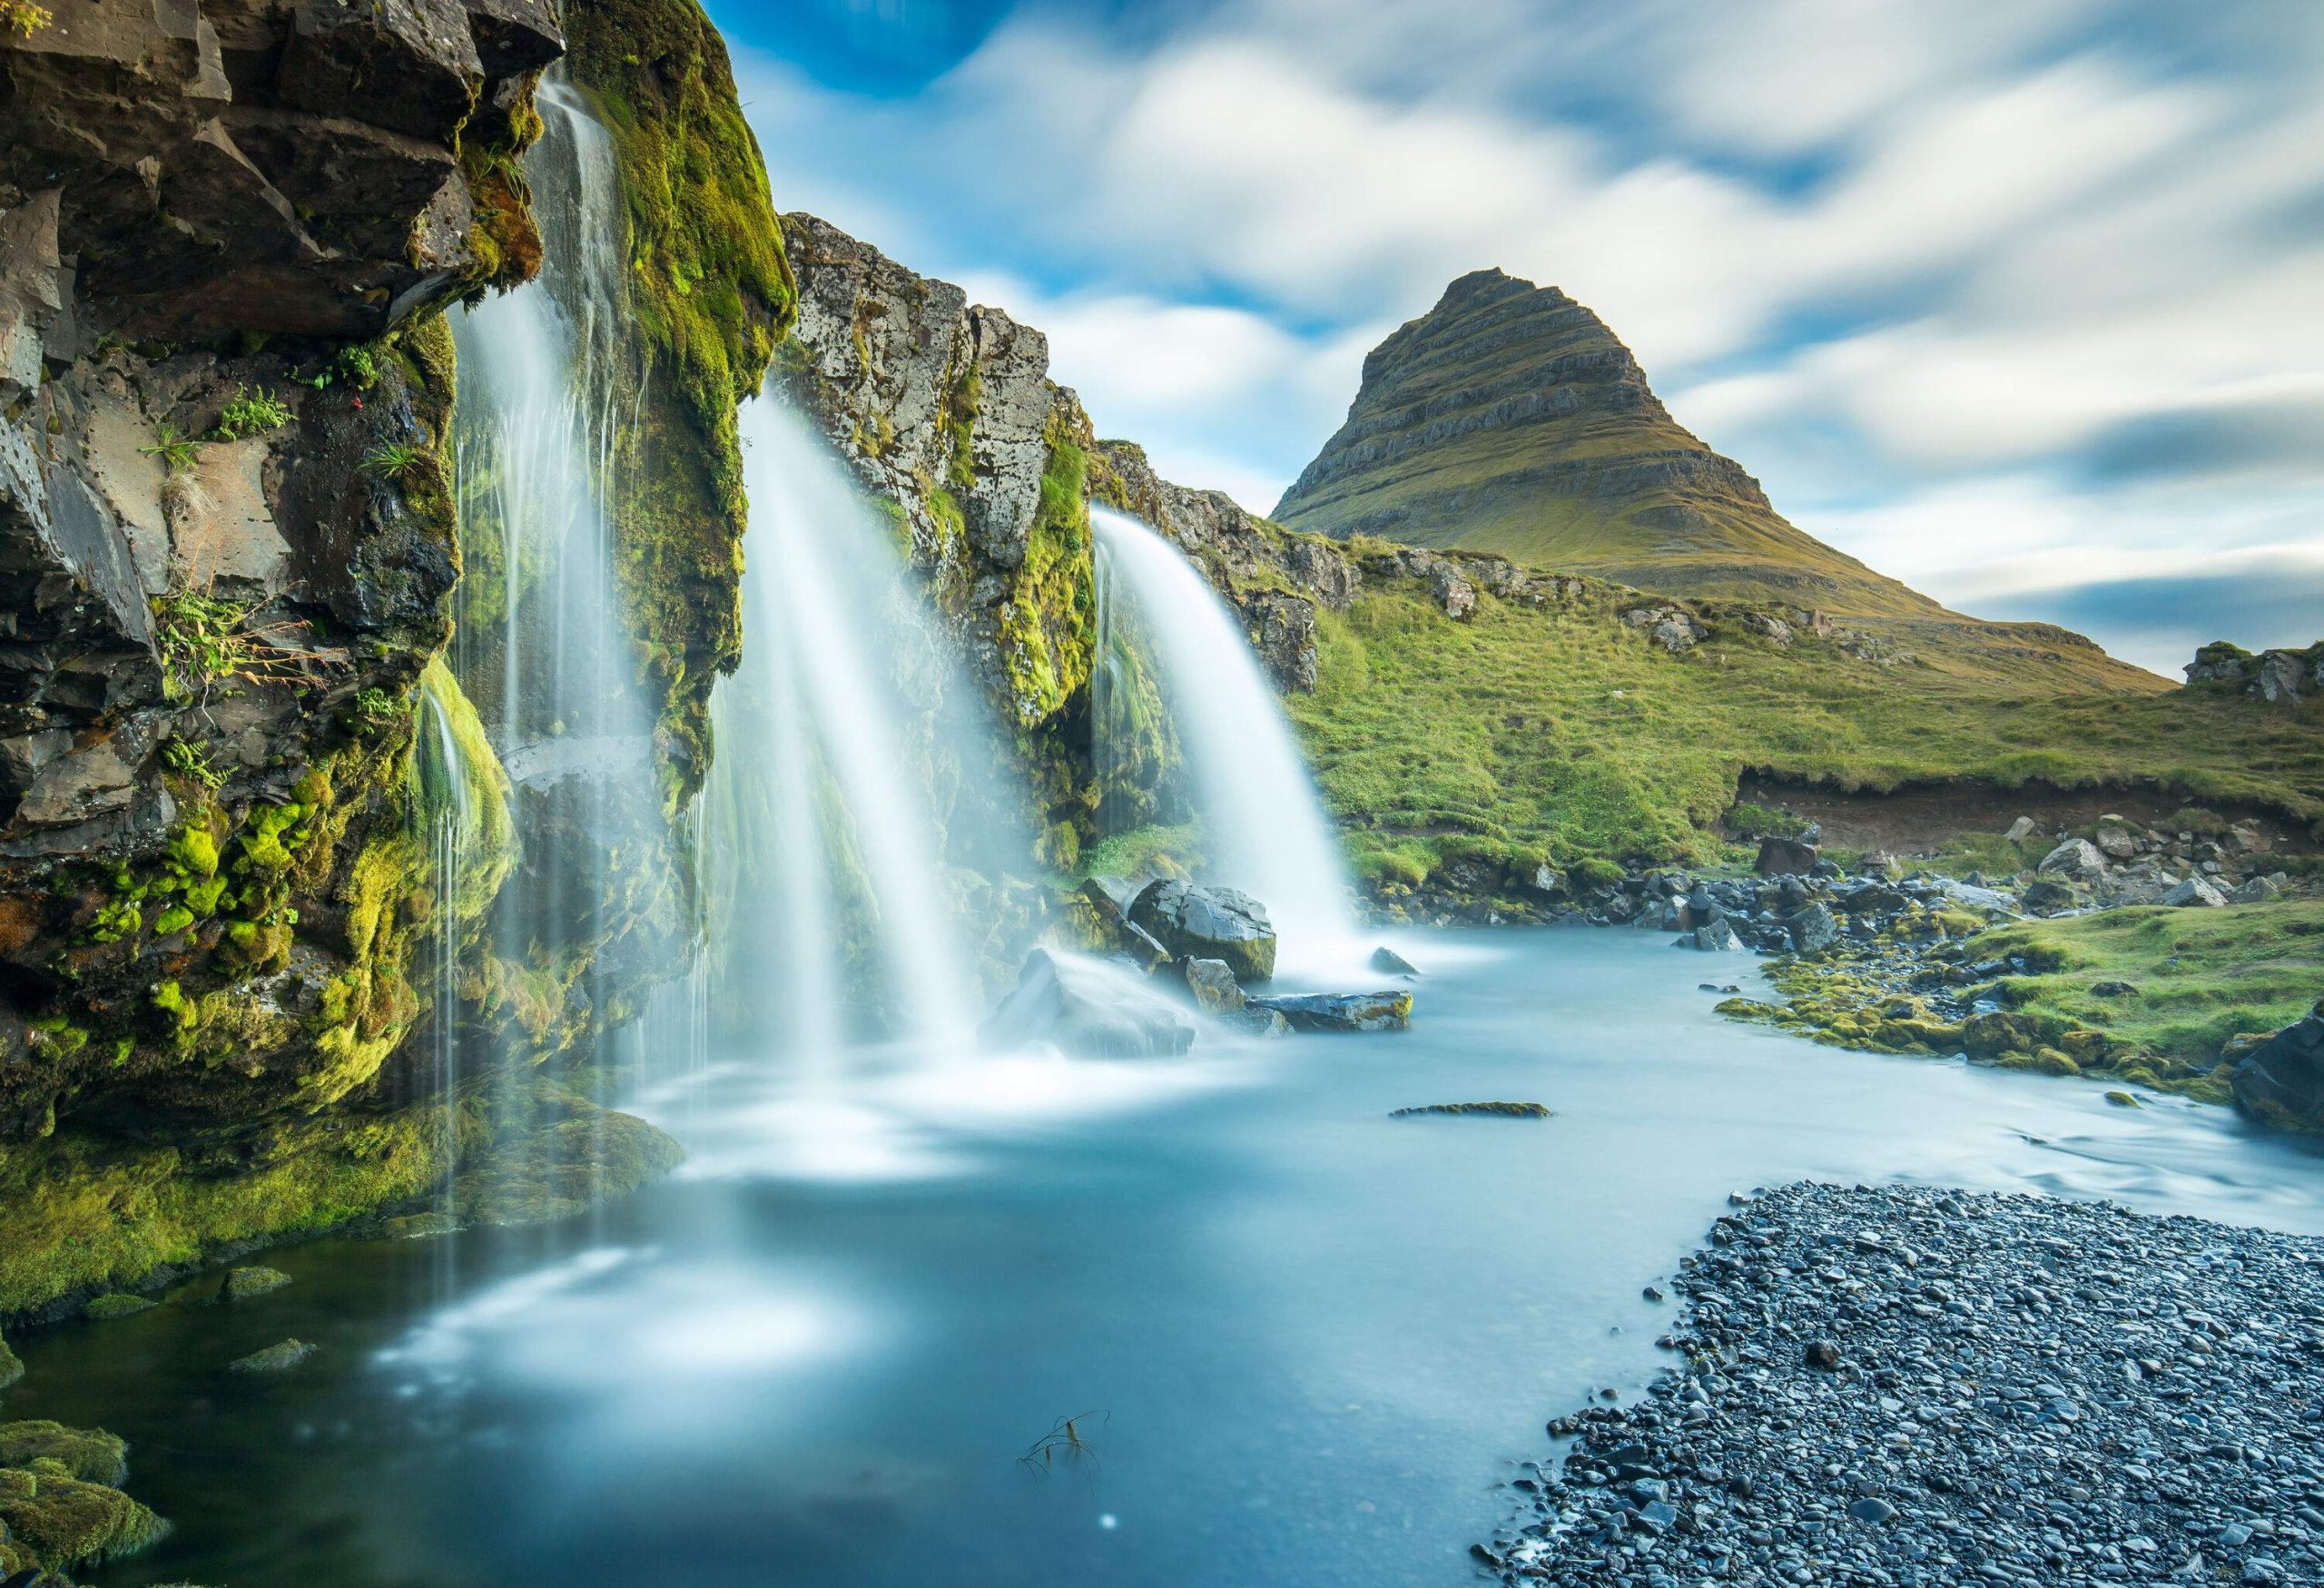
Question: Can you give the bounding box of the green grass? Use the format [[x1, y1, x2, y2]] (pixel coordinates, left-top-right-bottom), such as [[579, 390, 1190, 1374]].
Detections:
[[1286, 578, 2324, 883], [1972, 901, 2324, 1069]]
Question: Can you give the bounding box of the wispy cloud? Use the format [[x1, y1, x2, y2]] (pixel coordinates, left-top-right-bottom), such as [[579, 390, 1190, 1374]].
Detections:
[[715, 0, 2324, 666]]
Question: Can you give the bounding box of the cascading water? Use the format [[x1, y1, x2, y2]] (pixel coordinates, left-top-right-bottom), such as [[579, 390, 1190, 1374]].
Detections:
[[433, 81, 676, 1170], [1092, 508, 1361, 975], [696, 395, 991, 1060]]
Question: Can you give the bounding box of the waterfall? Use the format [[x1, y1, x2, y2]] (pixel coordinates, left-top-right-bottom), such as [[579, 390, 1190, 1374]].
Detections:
[[435, 81, 674, 1158], [1091, 508, 1361, 977], [696, 395, 990, 1059]]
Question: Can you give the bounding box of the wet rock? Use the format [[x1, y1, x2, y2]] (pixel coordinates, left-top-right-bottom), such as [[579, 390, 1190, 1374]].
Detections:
[[981, 948, 1198, 1059], [1246, 990, 1412, 1033], [1388, 1101, 1551, 1119], [228, 1338, 317, 1374], [1223, 1005, 1291, 1039], [1803, 1337, 1842, 1370], [80, 1294, 154, 1321], [1689, 917, 1743, 952], [1786, 902, 1840, 954], [2230, 1000, 2324, 1133], [1369, 944, 1420, 976], [1128, 879, 1276, 981], [1181, 956, 1245, 1014]]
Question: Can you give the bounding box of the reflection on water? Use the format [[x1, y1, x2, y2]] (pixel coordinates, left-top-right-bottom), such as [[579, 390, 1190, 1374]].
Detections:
[[22, 929, 2324, 1588]]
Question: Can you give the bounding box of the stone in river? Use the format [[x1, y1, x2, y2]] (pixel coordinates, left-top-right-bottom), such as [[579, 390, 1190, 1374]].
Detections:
[[1128, 879, 1277, 981], [1369, 944, 1421, 976], [229, 1338, 318, 1374], [980, 948, 1197, 1059], [1246, 990, 1413, 1033], [1181, 957, 1246, 1014]]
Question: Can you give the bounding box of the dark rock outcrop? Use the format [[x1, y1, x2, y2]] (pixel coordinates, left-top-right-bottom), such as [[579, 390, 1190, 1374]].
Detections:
[[2184, 639, 2324, 705], [2230, 1001, 2324, 1133], [1128, 879, 1277, 982]]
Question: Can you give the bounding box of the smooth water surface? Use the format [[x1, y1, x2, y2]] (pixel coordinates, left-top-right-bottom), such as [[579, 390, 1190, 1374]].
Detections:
[[21, 930, 2324, 1587]]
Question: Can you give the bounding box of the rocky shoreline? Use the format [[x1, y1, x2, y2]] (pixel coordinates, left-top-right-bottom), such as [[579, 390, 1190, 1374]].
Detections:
[[1476, 1182, 2324, 1587]]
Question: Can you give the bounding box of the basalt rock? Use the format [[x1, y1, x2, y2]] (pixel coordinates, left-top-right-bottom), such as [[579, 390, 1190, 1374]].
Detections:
[[1128, 879, 1277, 982], [1247, 989, 1413, 1033], [2230, 1000, 2324, 1134]]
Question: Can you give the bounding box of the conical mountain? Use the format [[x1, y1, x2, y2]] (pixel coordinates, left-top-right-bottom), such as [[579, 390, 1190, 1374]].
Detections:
[[1276, 269, 1944, 617]]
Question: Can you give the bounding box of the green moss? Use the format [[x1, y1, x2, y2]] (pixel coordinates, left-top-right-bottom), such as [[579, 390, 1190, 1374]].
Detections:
[[1000, 429, 1096, 726], [0, 1112, 445, 1316], [412, 657, 516, 924], [81, 1293, 155, 1321], [0, 1336, 19, 1389], [566, 0, 797, 804], [0, 1466, 168, 1572], [0, 1421, 129, 1486], [1968, 901, 2324, 1071], [222, 1266, 290, 1299]]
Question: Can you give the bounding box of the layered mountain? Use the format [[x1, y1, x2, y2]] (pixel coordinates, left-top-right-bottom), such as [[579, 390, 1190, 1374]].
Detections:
[[1273, 269, 2159, 690]]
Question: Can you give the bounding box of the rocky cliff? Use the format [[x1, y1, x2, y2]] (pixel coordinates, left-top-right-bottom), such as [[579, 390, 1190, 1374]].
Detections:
[[1273, 269, 2162, 693], [778, 212, 1399, 870], [0, 0, 777, 1319]]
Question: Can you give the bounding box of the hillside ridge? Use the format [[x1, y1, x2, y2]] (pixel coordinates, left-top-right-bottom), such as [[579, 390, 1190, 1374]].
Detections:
[[1273, 267, 2159, 691]]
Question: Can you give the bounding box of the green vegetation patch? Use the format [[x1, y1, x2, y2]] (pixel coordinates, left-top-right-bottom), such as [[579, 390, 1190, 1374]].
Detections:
[[1971, 901, 2324, 1072], [1288, 578, 2324, 879]]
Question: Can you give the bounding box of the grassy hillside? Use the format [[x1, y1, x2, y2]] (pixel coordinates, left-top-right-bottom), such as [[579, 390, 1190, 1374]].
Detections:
[[1283, 566, 2324, 886], [1271, 269, 2159, 691]]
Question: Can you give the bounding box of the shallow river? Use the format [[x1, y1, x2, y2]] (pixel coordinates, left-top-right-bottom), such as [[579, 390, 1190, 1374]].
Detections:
[[19, 928, 2324, 1587]]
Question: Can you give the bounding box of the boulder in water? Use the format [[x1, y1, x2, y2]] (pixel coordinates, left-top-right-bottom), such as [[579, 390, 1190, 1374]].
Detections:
[[1369, 945, 1421, 976], [2230, 1000, 2324, 1134], [1128, 880, 1277, 981], [229, 1338, 318, 1374], [981, 948, 1197, 1059], [1182, 957, 1246, 1013], [1247, 990, 1412, 1033], [1389, 1101, 1551, 1119]]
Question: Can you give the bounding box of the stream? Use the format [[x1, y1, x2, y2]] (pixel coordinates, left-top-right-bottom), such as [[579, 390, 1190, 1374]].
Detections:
[[19, 927, 2322, 1588]]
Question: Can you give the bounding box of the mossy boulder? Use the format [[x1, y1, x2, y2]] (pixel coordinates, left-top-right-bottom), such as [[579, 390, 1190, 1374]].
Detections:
[[0, 1462, 166, 1572], [0, 1421, 130, 1486], [82, 1292, 156, 1321], [222, 1266, 291, 1299], [228, 1339, 318, 1375], [0, 1335, 19, 1389]]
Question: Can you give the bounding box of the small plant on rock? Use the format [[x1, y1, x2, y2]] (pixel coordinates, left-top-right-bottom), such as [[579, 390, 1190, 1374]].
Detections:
[[137, 420, 201, 475], [150, 590, 334, 701], [212, 385, 292, 440], [2, 0, 54, 37], [352, 686, 398, 725], [359, 441, 427, 479], [158, 737, 225, 792]]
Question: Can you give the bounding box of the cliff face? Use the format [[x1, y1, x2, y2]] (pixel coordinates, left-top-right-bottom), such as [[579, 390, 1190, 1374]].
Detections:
[[566, 0, 792, 801], [778, 213, 1375, 868], [0, 0, 774, 1318], [0, 0, 557, 1152]]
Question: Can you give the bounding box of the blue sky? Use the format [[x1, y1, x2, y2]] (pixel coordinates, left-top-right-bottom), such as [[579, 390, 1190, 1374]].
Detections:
[[710, 0, 2324, 676]]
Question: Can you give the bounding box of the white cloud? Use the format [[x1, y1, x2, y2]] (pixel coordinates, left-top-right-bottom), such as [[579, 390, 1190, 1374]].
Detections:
[[726, 0, 2324, 655]]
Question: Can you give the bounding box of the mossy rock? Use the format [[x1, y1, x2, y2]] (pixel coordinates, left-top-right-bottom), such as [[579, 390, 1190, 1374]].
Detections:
[[0, 1336, 20, 1390], [2105, 1090, 2142, 1108], [0, 1465, 167, 1571], [0, 1420, 130, 1485], [227, 1338, 317, 1375], [222, 1266, 291, 1299], [83, 1292, 157, 1321]]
